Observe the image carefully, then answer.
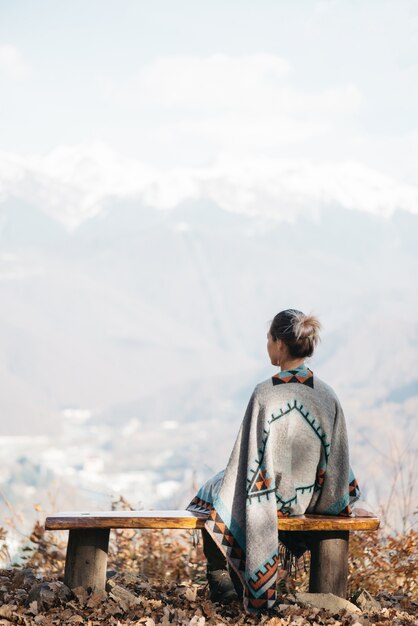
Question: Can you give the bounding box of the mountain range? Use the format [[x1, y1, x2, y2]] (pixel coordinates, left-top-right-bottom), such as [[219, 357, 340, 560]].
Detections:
[[0, 195, 417, 531]]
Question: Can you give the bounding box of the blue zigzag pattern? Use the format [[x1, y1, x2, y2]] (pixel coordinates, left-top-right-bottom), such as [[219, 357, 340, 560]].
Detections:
[[270, 400, 330, 461], [247, 399, 330, 505]]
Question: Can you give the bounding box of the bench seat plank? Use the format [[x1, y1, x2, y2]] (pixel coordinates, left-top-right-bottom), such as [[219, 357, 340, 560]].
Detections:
[[45, 510, 380, 598], [45, 510, 380, 532]]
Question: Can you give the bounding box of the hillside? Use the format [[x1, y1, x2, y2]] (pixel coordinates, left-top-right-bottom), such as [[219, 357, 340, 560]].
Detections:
[[0, 199, 417, 533]]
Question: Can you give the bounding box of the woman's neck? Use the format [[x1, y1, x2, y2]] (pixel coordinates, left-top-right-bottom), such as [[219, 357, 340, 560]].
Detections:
[[280, 358, 305, 372]]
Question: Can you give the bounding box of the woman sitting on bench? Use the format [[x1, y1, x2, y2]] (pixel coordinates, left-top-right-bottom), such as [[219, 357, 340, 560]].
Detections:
[[187, 309, 360, 612]]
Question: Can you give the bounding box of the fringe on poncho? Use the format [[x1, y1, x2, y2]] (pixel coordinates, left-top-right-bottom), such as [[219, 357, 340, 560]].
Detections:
[[187, 364, 360, 612]]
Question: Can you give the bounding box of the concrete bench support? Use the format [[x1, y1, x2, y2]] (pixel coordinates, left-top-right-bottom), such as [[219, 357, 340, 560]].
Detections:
[[309, 530, 349, 597], [64, 528, 110, 591]]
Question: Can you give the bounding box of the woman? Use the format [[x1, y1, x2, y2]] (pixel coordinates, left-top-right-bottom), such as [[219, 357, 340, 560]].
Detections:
[[187, 309, 360, 612]]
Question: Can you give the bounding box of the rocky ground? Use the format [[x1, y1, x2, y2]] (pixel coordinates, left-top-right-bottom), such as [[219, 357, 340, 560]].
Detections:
[[0, 514, 416, 625]]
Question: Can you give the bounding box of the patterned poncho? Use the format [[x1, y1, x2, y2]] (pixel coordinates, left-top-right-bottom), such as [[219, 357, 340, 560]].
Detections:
[[187, 364, 360, 612]]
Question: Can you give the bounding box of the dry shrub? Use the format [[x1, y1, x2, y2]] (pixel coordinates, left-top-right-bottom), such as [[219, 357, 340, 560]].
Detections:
[[14, 498, 418, 602], [108, 496, 206, 583], [109, 527, 205, 582], [349, 528, 417, 597], [108, 527, 418, 599], [23, 520, 67, 575], [0, 527, 10, 563]]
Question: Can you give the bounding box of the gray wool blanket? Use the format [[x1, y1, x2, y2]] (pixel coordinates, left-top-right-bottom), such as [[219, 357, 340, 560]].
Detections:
[[187, 364, 360, 612]]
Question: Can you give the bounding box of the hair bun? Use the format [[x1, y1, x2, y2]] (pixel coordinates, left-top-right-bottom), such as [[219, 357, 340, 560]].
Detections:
[[292, 312, 321, 344], [269, 309, 321, 358]]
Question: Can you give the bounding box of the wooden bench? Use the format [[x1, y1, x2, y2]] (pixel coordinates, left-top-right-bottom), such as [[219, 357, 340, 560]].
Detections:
[[45, 510, 380, 599]]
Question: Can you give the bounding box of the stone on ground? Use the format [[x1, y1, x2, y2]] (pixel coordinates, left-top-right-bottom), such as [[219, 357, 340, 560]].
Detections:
[[27, 581, 72, 610], [351, 588, 381, 611], [295, 592, 361, 614]]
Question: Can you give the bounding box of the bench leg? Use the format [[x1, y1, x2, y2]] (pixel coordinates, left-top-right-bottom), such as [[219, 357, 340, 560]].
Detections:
[[308, 531, 349, 598], [64, 529, 110, 591]]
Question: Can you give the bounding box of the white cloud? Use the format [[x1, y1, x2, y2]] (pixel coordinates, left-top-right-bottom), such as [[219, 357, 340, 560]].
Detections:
[[105, 54, 362, 153], [136, 54, 291, 112], [1, 143, 418, 230], [118, 53, 361, 115], [0, 45, 30, 79]]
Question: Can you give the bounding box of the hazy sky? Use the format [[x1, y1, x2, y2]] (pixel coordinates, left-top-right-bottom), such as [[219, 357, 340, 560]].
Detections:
[[1, 0, 418, 227]]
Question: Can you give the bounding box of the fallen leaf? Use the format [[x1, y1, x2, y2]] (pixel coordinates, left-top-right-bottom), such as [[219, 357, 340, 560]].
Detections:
[[202, 601, 214, 618], [71, 586, 88, 606], [68, 616, 84, 624], [185, 587, 197, 602], [28, 600, 38, 615], [0, 606, 16, 619], [87, 590, 108, 608]]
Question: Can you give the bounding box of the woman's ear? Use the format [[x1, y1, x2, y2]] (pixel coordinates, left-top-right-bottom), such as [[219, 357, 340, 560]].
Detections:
[[276, 339, 289, 364]]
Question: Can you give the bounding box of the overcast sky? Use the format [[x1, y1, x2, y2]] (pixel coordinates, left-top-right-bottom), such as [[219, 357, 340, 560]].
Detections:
[[1, 0, 418, 228]]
